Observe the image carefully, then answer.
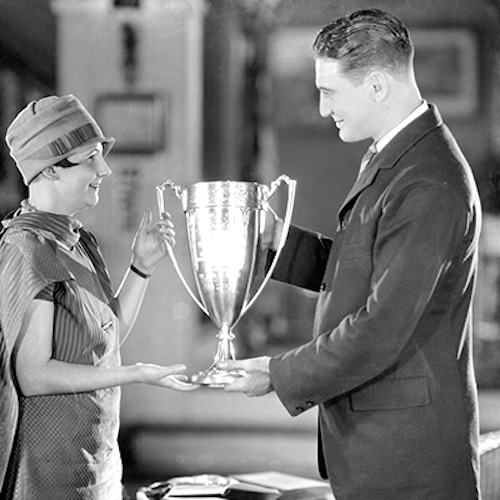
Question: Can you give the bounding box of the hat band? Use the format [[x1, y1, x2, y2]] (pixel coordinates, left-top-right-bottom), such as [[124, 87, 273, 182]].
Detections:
[[48, 123, 101, 157]]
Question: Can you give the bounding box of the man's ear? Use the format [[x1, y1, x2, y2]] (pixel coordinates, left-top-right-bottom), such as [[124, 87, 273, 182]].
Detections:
[[366, 70, 389, 103], [40, 165, 59, 180]]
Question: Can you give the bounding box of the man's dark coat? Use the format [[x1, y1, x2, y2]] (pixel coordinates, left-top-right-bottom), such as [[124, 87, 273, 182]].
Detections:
[[270, 105, 481, 500]]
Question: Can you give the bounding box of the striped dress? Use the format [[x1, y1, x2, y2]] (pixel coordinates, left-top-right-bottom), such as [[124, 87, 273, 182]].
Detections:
[[0, 210, 123, 500]]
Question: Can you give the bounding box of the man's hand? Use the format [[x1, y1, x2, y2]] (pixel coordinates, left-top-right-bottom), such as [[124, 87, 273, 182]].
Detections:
[[261, 210, 284, 251], [220, 356, 273, 397]]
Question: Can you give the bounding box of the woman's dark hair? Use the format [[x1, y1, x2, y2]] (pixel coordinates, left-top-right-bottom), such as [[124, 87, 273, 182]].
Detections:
[[313, 9, 414, 82]]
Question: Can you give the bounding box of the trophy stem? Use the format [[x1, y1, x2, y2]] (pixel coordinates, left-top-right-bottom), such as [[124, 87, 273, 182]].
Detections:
[[190, 325, 245, 388], [214, 325, 236, 363]]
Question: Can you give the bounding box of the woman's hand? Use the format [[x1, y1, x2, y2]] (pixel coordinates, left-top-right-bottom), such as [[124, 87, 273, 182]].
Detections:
[[133, 363, 199, 391], [130, 210, 175, 274]]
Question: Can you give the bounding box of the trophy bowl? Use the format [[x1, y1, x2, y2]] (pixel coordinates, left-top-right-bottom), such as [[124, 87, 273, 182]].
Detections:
[[156, 175, 296, 387]]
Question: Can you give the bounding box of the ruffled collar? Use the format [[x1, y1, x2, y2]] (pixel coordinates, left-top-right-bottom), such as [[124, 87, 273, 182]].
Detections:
[[2, 200, 82, 250]]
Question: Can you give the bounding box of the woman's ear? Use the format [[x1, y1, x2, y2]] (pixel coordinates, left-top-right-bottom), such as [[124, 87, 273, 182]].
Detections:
[[40, 165, 59, 180]]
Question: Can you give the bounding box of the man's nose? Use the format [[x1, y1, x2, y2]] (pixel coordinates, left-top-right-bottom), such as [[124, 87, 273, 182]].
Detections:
[[318, 94, 330, 118]]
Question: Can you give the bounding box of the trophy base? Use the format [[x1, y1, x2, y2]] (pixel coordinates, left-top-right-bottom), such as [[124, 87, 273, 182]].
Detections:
[[191, 366, 246, 388]]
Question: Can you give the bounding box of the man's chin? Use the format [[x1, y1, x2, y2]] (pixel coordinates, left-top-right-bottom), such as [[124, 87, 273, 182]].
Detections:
[[338, 130, 354, 143], [338, 130, 365, 143]]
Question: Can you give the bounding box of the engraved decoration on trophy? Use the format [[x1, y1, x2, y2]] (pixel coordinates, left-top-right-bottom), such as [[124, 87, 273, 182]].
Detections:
[[156, 175, 296, 387]]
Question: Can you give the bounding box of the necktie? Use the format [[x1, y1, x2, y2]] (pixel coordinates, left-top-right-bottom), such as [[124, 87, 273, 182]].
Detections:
[[357, 142, 377, 179]]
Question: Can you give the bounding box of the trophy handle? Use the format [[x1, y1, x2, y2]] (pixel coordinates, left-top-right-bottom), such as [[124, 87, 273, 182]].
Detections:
[[241, 174, 296, 316], [156, 180, 209, 315]]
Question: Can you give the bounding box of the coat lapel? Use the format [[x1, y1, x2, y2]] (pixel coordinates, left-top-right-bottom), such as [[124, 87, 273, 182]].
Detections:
[[341, 158, 381, 212], [338, 104, 443, 224]]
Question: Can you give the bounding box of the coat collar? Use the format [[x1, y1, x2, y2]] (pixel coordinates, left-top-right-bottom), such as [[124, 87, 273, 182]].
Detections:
[[338, 104, 443, 220]]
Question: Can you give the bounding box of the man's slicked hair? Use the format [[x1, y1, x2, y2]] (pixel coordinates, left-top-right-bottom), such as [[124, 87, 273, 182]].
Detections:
[[313, 9, 414, 83]]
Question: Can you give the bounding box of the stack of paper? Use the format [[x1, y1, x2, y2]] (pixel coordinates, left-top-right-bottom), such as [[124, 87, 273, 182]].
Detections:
[[136, 471, 334, 500]]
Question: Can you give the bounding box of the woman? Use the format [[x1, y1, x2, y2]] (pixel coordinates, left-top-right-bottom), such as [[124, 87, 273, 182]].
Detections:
[[0, 95, 196, 499]]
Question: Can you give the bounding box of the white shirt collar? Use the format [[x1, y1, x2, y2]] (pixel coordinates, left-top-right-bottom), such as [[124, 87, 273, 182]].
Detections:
[[374, 100, 428, 153]]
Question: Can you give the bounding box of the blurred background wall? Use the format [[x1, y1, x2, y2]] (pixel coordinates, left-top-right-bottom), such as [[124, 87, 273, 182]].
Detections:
[[1, 0, 500, 492]]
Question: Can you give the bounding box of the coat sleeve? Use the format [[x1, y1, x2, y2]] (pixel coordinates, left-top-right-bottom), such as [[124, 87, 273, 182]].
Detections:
[[272, 224, 332, 292], [270, 176, 479, 416]]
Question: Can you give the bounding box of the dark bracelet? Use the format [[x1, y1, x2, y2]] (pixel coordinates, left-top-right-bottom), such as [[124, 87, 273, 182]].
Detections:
[[130, 264, 151, 280]]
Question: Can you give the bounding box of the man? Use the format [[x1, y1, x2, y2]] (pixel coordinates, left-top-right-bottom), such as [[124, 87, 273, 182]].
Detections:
[[0, 95, 196, 499], [223, 9, 482, 500]]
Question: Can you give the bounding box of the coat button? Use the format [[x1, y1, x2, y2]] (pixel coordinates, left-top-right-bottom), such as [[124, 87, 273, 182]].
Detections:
[[295, 405, 304, 412]]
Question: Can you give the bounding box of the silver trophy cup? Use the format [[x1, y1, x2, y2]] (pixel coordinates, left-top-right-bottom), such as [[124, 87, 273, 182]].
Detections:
[[156, 175, 296, 387]]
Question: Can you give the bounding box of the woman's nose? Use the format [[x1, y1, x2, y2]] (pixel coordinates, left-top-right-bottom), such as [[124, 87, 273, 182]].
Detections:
[[97, 157, 112, 177]]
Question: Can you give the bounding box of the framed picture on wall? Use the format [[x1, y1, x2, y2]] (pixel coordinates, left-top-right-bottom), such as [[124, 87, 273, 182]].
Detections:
[[95, 93, 165, 154], [269, 27, 324, 128], [474, 214, 500, 388], [411, 28, 479, 119]]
